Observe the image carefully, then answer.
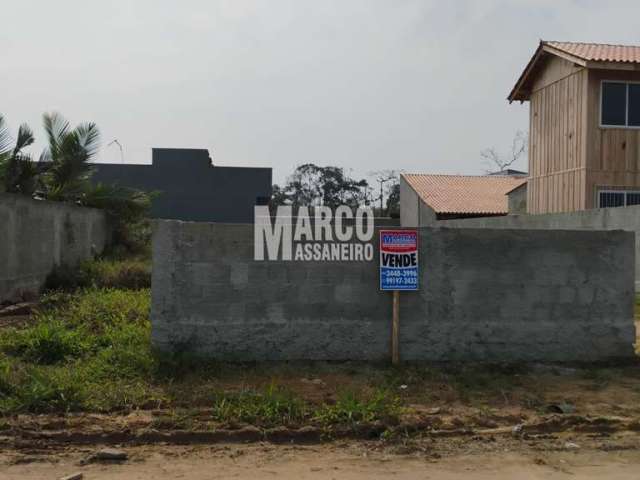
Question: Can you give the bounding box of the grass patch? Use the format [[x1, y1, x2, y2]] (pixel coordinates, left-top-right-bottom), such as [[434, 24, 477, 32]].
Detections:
[[0, 288, 155, 413], [212, 385, 308, 427], [314, 389, 400, 426], [45, 254, 151, 291]]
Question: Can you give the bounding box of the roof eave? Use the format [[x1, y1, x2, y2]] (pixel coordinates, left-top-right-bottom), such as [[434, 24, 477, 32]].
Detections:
[[508, 41, 587, 103]]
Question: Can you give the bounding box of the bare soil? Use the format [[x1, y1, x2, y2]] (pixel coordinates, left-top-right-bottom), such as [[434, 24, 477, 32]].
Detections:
[[2, 435, 640, 479]]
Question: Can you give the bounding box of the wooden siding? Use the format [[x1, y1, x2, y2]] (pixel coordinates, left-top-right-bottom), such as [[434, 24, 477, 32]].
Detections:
[[584, 69, 640, 208], [528, 65, 587, 214]]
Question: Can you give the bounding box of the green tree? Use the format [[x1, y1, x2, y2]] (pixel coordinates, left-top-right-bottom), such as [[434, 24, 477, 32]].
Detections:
[[272, 163, 369, 209], [40, 112, 100, 201], [0, 114, 40, 195]]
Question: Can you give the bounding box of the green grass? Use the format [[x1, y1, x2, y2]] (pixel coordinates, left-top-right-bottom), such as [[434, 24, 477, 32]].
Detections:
[[45, 254, 151, 291], [0, 286, 402, 426], [211, 384, 308, 427], [314, 389, 400, 426], [0, 287, 156, 413]]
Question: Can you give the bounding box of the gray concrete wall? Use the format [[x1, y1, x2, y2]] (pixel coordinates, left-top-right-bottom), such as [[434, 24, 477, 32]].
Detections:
[[151, 221, 636, 362], [440, 205, 640, 285], [508, 184, 527, 214], [400, 176, 437, 227], [0, 194, 109, 303]]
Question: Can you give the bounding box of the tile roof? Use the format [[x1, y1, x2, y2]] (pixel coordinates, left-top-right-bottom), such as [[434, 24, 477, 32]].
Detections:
[[545, 41, 640, 64], [402, 174, 526, 215], [510, 41, 640, 102]]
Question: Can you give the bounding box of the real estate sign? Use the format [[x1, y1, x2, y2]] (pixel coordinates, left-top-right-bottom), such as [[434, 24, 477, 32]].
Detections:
[[379, 230, 419, 291]]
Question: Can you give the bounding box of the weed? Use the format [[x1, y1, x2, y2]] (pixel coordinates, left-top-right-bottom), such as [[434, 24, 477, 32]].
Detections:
[[0, 320, 89, 364], [5, 366, 85, 413], [314, 389, 400, 426], [211, 385, 308, 427], [44, 255, 151, 292]]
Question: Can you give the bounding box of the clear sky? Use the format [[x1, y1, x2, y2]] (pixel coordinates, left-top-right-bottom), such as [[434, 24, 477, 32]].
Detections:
[[2, 1, 640, 184]]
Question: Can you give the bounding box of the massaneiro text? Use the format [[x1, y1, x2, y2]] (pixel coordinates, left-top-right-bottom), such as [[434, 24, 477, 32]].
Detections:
[[254, 206, 375, 261]]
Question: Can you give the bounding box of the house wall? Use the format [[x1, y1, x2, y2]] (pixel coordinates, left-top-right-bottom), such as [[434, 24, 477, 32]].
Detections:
[[528, 56, 588, 214], [0, 194, 110, 303], [151, 220, 635, 362], [527, 58, 640, 214], [585, 69, 640, 208], [399, 176, 437, 226], [508, 184, 527, 214]]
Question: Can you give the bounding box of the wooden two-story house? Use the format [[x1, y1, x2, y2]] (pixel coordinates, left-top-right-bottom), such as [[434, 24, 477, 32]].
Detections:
[[510, 41, 640, 214]]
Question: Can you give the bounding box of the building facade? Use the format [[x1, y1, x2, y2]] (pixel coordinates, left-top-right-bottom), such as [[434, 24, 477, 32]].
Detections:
[[92, 148, 272, 223], [510, 41, 640, 214]]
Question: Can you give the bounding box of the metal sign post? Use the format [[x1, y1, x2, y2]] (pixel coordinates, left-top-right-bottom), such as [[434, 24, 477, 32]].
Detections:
[[379, 230, 419, 365]]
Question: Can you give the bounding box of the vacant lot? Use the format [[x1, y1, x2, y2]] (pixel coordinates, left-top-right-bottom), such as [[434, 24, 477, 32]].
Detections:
[[0, 254, 639, 479]]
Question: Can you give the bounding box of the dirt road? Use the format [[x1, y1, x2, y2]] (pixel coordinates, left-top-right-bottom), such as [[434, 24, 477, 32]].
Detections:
[[2, 440, 640, 480]]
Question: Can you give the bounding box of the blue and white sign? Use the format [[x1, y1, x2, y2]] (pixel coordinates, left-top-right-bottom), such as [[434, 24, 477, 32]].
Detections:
[[379, 230, 419, 291]]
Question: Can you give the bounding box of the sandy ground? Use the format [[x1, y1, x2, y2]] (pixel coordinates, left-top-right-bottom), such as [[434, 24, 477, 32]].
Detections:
[[2, 441, 640, 480]]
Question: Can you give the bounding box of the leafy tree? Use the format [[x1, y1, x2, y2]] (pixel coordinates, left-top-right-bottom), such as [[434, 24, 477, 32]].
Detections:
[[386, 182, 400, 218], [40, 112, 100, 201], [0, 115, 40, 195], [0, 111, 154, 250], [272, 163, 368, 209]]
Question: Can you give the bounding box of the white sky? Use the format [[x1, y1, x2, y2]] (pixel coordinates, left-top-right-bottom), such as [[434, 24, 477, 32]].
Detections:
[[2, 0, 640, 184]]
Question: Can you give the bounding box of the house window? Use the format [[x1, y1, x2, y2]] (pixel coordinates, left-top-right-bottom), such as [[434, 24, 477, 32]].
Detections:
[[598, 190, 640, 208], [601, 81, 640, 127]]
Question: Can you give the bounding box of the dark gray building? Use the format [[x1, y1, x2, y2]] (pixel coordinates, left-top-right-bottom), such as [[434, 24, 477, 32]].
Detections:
[[92, 148, 271, 223]]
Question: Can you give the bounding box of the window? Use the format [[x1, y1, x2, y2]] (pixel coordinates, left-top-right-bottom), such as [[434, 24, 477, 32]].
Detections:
[[598, 190, 640, 208], [601, 81, 640, 127]]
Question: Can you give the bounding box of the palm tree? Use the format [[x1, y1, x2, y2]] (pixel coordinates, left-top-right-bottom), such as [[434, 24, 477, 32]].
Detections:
[[40, 112, 100, 201], [0, 114, 39, 196]]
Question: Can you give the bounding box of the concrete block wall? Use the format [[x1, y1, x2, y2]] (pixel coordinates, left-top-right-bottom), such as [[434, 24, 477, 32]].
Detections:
[[152, 221, 636, 362], [0, 193, 110, 303], [439, 205, 640, 286]]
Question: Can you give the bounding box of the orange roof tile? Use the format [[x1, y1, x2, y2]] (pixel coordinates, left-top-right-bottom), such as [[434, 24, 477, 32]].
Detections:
[[545, 41, 640, 64], [402, 174, 526, 215], [510, 41, 640, 102]]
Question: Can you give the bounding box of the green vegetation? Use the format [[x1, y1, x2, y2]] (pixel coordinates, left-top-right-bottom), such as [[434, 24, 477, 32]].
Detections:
[[314, 389, 400, 426], [46, 254, 151, 291], [211, 385, 308, 427], [0, 112, 154, 253], [0, 287, 155, 413]]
